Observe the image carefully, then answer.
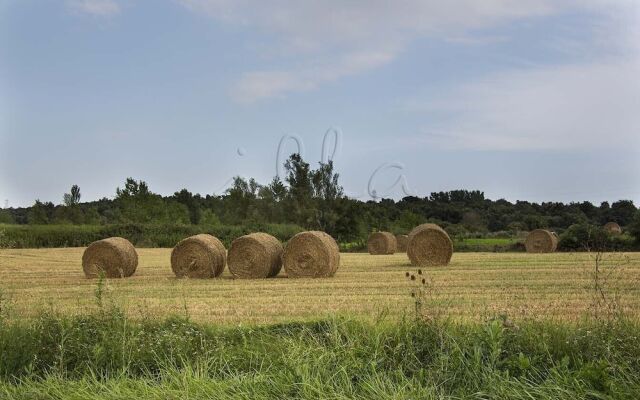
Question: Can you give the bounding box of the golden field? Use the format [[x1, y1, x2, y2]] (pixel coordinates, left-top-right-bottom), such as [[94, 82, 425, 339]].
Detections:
[[0, 248, 639, 324]]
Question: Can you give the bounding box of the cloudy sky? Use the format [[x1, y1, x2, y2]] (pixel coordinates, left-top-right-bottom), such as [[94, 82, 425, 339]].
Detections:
[[1, 0, 639, 207]]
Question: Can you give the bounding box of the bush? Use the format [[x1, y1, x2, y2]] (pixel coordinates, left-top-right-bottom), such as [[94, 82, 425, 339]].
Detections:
[[0, 225, 103, 248], [0, 223, 305, 248], [558, 223, 636, 251], [0, 210, 14, 224], [0, 228, 14, 249], [628, 211, 640, 244]]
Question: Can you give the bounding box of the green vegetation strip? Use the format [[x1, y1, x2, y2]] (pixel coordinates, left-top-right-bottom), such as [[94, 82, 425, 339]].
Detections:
[[0, 306, 639, 399], [0, 223, 304, 249]]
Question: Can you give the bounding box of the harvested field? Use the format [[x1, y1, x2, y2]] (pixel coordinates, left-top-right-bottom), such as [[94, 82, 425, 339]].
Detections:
[[1, 249, 640, 324]]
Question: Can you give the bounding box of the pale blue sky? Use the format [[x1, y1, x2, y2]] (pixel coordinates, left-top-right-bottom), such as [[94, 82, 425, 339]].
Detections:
[[1, 0, 639, 207]]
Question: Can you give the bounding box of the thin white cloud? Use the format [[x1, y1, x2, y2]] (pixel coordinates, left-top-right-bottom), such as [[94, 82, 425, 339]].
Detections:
[[178, 0, 563, 102], [67, 0, 120, 17], [178, 1, 640, 102], [411, 60, 640, 151], [232, 48, 397, 103], [443, 35, 509, 46], [178, 0, 556, 50]]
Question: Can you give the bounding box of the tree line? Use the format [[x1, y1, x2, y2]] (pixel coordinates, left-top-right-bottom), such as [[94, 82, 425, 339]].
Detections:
[[1, 154, 639, 245]]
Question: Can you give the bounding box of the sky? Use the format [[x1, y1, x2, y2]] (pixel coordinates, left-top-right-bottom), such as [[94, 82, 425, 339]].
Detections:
[[1, 0, 639, 207]]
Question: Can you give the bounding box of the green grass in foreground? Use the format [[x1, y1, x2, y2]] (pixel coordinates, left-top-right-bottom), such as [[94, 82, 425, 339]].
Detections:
[[1, 303, 639, 399]]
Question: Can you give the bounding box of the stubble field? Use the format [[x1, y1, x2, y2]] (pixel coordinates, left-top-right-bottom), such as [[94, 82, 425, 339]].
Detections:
[[1, 248, 639, 324]]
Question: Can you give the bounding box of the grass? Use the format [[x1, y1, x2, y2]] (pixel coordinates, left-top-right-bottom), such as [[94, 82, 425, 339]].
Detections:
[[0, 309, 639, 399], [453, 237, 524, 252], [1, 249, 639, 324], [459, 238, 518, 246]]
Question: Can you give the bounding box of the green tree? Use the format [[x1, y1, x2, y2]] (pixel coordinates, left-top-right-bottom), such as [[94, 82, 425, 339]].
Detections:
[[0, 209, 14, 224], [461, 210, 487, 232], [607, 200, 636, 226], [224, 177, 261, 223], [558, 223, 610, 251], [27, 200, 52, 224], [331, 197, 365, 241], [284, 153, 314, 227], [200, 209, 221, 226], [63, 185, 81, 206], [116, 178, 150, 198], [628, 211, 640, 244], [257, 177, 287, 222], [174, 189, 202, 225], [83, 207, 103, 225], [58, 184, 84, 224], [393, 210, 422, 232], [115, 178, 189, 224], [311, 160, 343, 233]]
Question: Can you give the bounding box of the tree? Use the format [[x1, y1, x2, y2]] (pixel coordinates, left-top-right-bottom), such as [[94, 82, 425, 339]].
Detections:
[[395, 210, 423, 232], [174, 189, 202, 225], [312, 160, 343, 201], [223, 177, 261, 223], [607, 200, 636, 226], [58, 184, 84, 224], [115, 178, 189, 224], [284, 154, 314, 226], [265, 177, 287, 202], [0, 209, 14, 224], [27, 200, 52, 224], [461, 210, 487, 232], [257, 177, 287, 222], [331, 197, 365, 241], [523, 215, 545, 230], [7, 169, 640, 251], [311, 160, 344, 233], [116, 178, 150, 199], [63, 185, 81, 206], [558, 223, 610, 251], [628, 211, 640, 244], [200, 209, 221, 226]]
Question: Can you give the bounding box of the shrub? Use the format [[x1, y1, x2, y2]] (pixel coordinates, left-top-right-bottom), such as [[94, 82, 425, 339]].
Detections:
[[628, 211, 640, 244], [0, 223, 305, 249], [558, 223, 635, 251], [0, 229, 14, 249]]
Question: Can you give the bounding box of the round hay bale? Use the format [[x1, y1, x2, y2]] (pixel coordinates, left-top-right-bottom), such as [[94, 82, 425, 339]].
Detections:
[[171, 234, 226, 278], [367, 231, 397, 255], [604, 222, 622, 235], [396, 234, 409, 252], [550, 231, 559, 249], [228, 232, 283, 279], [407, 223, 453, 266], [82, 237, 138, 278], [524, 229, 557, 253], [283, 231, 339, 278]]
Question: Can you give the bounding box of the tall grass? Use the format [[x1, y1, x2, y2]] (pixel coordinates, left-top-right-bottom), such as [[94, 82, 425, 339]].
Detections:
[[0, 302, 639, 398]]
